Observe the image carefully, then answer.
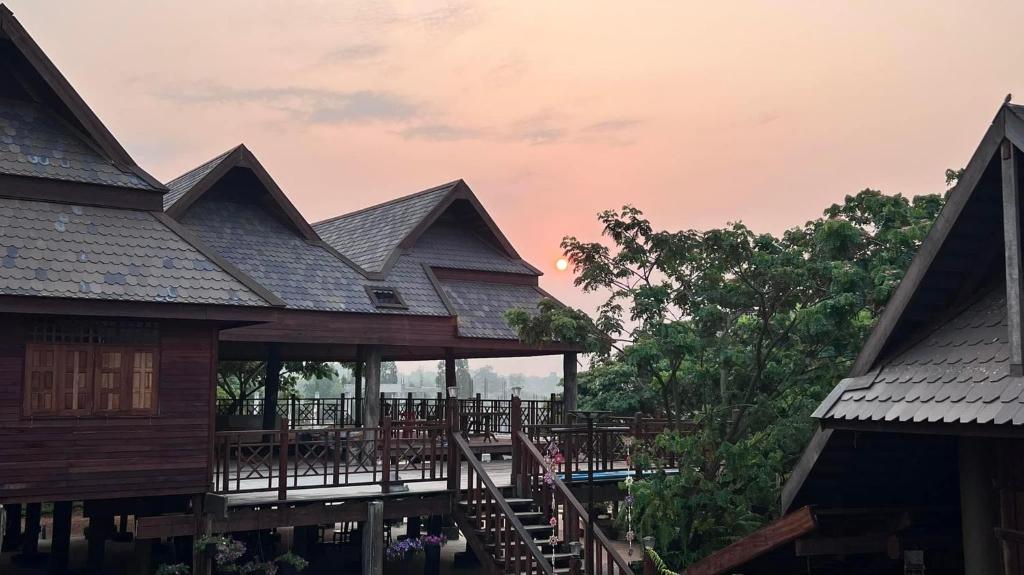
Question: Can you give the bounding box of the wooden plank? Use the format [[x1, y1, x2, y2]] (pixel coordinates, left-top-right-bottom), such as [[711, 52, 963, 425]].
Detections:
[[1005, 139, 1024, 375], [683, 506, 817, 575]]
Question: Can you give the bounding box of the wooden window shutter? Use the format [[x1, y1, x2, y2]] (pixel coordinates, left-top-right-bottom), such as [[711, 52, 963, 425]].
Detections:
[[94, 348, 124, 412], [129, 349, 158, 413], [24, 344, 57, 415], [58, 346, 92, 415]]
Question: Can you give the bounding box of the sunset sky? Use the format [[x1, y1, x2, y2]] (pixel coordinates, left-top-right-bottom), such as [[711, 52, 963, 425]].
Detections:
[[9, 0, 1024, 375]]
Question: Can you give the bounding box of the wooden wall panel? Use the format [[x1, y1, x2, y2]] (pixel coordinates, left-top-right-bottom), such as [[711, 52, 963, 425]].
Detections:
[[0, 317, 217, 504]]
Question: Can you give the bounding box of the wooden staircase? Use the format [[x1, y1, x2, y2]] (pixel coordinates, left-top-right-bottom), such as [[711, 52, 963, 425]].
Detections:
[[457, 496, 578, 574], [448, 420, 636, 575]]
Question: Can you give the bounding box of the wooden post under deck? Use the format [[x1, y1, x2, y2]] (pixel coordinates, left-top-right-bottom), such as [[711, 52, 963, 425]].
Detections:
[[48, 501, 72, 575], [363, 500, 384, 575], [21, 502, 40, 558], [1, 502, 21, 552]]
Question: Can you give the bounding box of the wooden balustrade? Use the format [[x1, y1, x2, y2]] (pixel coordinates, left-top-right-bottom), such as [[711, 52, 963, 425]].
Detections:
[[515, 430, 636, 575], [212, 416, 447, 500], [218, 395, 564, 432], [451, 433, 556, 575]]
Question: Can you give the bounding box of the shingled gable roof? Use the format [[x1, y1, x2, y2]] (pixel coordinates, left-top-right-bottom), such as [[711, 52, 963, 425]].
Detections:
[[810, 103, 1024, 425], [163, 145, 321, 240], [0, 5, 163, 193], [780, 102, 1024, 512], [313, 179, 540, 279]]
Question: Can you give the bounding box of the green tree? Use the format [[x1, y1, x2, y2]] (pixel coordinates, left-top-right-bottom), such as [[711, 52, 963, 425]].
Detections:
[[382, 361, 398, 386], [435, 358, 474, 398], [506, 189, 943, 566], [217, 361, 337, 410]]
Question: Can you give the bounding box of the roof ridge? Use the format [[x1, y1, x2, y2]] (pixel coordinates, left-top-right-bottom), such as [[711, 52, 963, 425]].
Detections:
[[312, 179, 461, 226], [165, 145, 239, 189]]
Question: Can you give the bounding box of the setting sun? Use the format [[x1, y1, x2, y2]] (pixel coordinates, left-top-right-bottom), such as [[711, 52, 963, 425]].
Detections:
[[555, 258, 569, 271]]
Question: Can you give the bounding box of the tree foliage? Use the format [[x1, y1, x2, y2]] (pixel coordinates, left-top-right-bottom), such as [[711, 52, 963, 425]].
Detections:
[[506, 188, 944, 566], [217, 361, 337, 410]]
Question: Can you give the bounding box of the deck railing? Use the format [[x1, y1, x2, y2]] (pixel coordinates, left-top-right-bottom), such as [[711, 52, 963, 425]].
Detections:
[[516, 430, 635, 575], [216, 397, 360, 428], [217, 395, 564, 433], [212, 417, 447, 499]]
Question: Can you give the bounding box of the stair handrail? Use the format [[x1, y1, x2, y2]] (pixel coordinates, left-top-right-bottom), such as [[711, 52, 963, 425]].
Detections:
[[452, 433, 556, 575], [516, 430, 636, 575]]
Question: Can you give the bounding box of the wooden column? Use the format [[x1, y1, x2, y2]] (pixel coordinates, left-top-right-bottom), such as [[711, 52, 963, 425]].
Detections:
[[48, 501, 72, 575], [362, 500, 384, 575], [363, 346, 382, 431], [959, 437, 1002, 575], [444, 350, 456, 396], [1004, 140, 1024, 376], [21, 502, 41, 558], [1, 503, 21, 552], [262, 343, 282, 430], [563, 352, 578, 413], [354, 346, 364, 425]]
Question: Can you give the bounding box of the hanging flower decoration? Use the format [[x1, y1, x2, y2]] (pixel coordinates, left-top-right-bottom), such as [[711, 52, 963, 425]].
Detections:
[[541, 440, 564, 564], [624, 438, 637, 556]]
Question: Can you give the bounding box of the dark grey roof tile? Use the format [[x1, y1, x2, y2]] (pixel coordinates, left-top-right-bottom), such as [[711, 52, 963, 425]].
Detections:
[[0, 197, 268, 306], [163, 147, 234, 210], [180, 199, 450, 315], [438, 279, 547, 339], [0, 99, 156, 190], [313, 183, 455, 272]]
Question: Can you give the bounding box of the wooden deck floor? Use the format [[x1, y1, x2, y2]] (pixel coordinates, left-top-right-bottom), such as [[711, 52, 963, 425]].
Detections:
[[221, 459, 635, 507]]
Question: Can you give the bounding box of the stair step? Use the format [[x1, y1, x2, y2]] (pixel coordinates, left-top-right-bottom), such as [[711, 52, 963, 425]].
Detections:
[[459, 498, 535, 508], [494, 551, 576, 564]]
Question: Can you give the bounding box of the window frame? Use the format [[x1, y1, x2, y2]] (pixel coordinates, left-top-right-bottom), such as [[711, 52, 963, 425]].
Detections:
[[23, 342, 160, 418], [365, 286, 408, 309]]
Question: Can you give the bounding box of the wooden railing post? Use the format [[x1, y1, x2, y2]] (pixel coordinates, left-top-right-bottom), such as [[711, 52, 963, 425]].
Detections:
[[447, 395, 460, 491], [511, 395, 523, 490], [382, 416, 392, 494], [277, 418, 289, 501], [642, 550, 657, 575], [340, 393, 347, 426]]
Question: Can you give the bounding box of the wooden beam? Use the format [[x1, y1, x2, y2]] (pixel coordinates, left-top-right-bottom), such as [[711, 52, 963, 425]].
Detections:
[[682, 506, 816, 575], [135, 494, 451, 539], [1004, 139, 1024, 376]]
